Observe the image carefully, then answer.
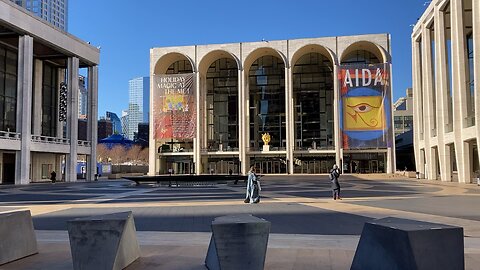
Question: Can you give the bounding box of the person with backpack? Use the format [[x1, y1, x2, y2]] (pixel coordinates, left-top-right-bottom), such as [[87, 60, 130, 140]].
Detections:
[[330, 164, 341, 200]]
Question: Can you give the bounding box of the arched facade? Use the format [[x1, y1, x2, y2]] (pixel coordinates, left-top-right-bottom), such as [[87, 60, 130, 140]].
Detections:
[[149, 34, 394, 176], [198, 50, 241, 174]]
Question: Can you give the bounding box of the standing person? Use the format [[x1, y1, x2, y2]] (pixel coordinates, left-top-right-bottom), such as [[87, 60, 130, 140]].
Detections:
[[50, 171, 57, 184], [330, 164, 341, 200], [244, 166, 261, 203]]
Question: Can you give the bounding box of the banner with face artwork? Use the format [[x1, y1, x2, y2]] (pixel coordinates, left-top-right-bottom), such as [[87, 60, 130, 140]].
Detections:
[[338, 63, 392, 149], [153, 73, 196, 139]]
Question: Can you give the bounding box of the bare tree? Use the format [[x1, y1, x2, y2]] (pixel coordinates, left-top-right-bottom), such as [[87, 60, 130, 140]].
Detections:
[[127, 145, 142, 165], [109, 145, 127, 165], [138, 147, 149, 165], [96, 144, 109, 162]]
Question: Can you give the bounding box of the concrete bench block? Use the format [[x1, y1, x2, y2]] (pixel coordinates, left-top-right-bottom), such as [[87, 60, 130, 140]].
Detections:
[[351, 217, 464, 270], [205, 214, 270, 270], [0, 210, 38, 265], [67, 211, 140, 270]]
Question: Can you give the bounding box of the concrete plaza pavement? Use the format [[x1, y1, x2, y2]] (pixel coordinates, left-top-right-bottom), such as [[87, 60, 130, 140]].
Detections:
[[1, 174, 480, 269]]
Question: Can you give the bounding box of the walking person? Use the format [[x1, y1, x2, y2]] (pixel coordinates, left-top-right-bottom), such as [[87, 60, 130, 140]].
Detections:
[[244, 166, 261, 203], [330, 164, 341, 200], [50, 171, 57, 184]]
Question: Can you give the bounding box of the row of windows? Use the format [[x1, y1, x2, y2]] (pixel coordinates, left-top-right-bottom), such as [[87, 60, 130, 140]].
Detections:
[[160, 49, 381, 150], [394, 116, 413, 130], [41, 63, 58, 137], [416, 0, 475, 137], [0, 47, 18, 132]]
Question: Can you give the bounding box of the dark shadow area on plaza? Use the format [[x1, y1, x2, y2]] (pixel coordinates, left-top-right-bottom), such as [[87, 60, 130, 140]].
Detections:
[[32, 204, 372, 235]]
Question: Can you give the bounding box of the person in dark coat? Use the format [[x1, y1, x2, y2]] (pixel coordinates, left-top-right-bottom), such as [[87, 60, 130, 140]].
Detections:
[[50, 171, 57, 184], [330, 164, 341, 200]]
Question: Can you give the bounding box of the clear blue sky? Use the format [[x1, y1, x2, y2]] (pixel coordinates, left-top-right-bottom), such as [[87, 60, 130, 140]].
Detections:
[[69, 0, 428, 118]]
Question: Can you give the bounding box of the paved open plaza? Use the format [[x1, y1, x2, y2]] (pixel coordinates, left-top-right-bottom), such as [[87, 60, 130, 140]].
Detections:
[[1, 175, 480, 269]]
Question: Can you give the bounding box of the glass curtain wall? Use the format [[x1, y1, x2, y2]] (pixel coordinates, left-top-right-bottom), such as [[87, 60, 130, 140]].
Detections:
[[443, 3, 454, 131], [464, 0, 475, 126], [430, 25, 437, 136], [249, 55, 285, 150], [0, 46, 18, 132], [292, 53, 334, 150], [41, 63, 58, 137], [341, 50, 380, 65], [206, 58, 238, 151]]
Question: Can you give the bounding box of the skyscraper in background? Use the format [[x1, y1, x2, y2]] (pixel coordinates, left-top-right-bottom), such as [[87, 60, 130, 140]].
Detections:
[[121, 110, 129, 138], [10, 0, 68, 31], [127, 77, 149, 140], [106, 111, 122, 135]]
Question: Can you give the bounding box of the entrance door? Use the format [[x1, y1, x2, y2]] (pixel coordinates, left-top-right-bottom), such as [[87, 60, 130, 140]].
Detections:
[[2, 153, 15, 184]]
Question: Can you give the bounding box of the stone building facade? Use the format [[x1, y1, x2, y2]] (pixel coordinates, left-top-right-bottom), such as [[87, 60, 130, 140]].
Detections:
[[149, 34, 394, 175], [412, 0, 479, 183]]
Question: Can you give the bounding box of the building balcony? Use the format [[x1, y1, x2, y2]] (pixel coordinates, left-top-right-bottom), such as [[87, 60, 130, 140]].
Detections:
[[0, 131, 20, 140], [78, 140, 92, 147], [31, 135, 70, 145]]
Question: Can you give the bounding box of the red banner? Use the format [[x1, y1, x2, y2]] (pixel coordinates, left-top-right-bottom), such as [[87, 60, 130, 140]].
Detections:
[[153, 74, 196, 139]]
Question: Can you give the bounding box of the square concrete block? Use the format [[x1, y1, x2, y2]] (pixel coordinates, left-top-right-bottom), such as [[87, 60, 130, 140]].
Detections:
[[67, 211, 140, 270], [351, 217, 464, 270], [0, 210, 38, 265], [205, 214, 270, 270]]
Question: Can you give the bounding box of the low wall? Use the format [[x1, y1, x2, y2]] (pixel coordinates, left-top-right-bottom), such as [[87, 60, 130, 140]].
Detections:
[[111, 165, 148, 174]]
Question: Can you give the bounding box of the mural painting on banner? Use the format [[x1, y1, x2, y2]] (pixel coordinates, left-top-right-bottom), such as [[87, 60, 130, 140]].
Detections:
[[153, 74, 196, 139], [338, 63, 392, 149]]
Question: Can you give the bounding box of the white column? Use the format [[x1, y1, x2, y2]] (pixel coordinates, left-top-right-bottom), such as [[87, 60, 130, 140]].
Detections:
[[473, 0, 480, 164], [15, 35, 33, 185], [412, 37, 424, 176], [333, 65, 341, 167], [241, 69, 249, 174], [451, 0, 469, 183], [285, 65, 294, 174], [434, 6, 451, 181], [387, 63, 396, 174], [66, 57, 79, 182], [86, 66, 98, 181], [195, 71, 201, 174], [238, 68, 246, 174], [421, 25, 434, 179], [148, 75, 156, 176]]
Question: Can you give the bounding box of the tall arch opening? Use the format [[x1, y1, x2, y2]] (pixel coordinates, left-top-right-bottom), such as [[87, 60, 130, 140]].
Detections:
[[153, 55, 194, 175], [292, 52, 335, 173], [340, 42, 390, 174], [203, 57, 240, 174], [248, 54, 287, 174], [249, 55, 286, 148]]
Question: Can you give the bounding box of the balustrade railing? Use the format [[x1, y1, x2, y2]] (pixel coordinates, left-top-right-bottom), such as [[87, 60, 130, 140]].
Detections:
[[0, 131, 20, 140], [31, 135, 70, 144]]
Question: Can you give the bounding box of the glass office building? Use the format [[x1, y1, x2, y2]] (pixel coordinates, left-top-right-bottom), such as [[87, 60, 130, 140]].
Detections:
[[106, 111, 122, 135], [128, 77, 149, 140], [11, 0, 68, 31]]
